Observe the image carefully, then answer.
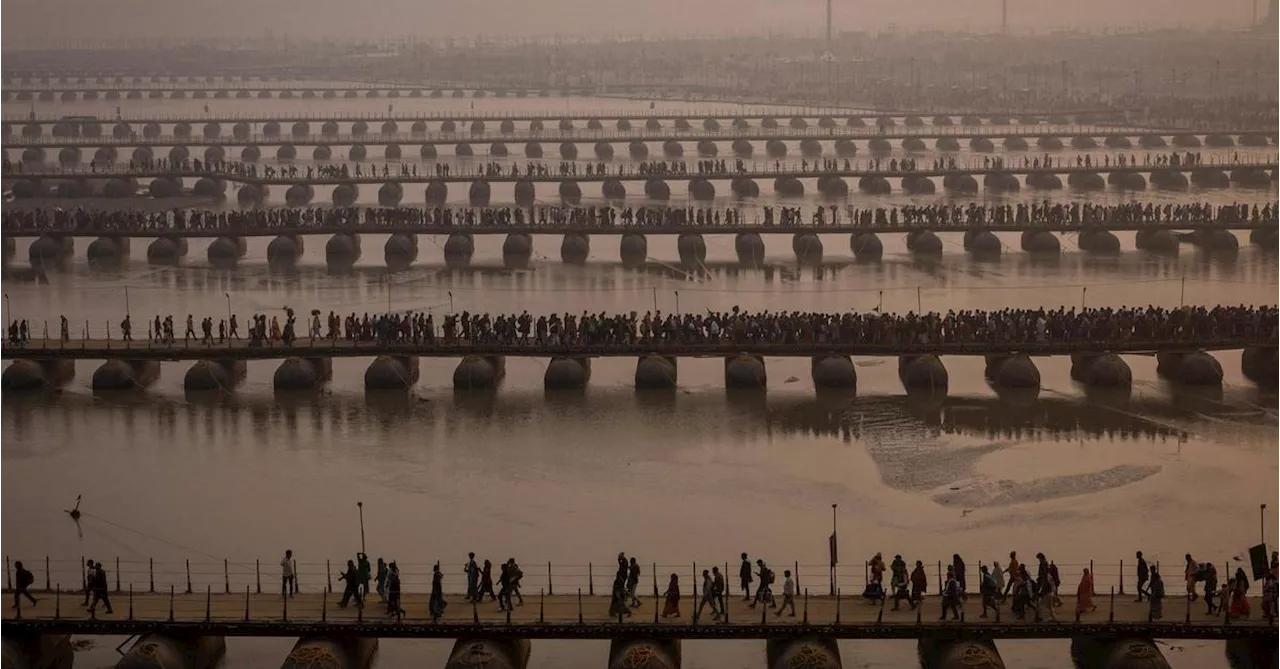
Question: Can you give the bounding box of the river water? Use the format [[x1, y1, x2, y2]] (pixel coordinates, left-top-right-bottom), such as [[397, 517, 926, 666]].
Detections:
[[2, 93, 1277, 669]]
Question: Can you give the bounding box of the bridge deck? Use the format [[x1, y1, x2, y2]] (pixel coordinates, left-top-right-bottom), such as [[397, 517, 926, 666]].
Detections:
[[1, 338, 1268, 361], [1, 592, 1271, 640]]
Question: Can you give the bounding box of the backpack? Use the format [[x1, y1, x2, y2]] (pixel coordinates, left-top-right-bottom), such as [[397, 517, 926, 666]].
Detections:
[[17, 569, 33, 589]]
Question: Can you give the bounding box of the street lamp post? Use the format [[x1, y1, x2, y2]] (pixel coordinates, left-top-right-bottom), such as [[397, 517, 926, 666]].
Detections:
[[830, 503, 838, 596]]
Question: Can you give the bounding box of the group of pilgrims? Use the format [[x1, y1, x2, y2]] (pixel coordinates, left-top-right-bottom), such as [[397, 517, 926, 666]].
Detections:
[[4, 200, 1271, 235]]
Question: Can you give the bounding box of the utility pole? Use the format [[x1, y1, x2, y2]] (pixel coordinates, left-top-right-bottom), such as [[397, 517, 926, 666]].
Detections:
[[1001, 0, 1008, 35], [824, 0, 835, 101]]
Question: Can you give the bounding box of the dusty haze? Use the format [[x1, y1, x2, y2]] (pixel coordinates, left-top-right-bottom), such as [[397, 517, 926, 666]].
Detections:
[[1, 0, 1267, 45]]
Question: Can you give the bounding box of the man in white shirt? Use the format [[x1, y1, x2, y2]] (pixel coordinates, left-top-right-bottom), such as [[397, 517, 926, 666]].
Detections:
[[281, 550, 296, 597], [775, 569, 796, 617]]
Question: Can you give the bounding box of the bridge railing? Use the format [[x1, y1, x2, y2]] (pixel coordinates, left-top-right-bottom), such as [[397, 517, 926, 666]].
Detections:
[[5, 554, 1181, 600]]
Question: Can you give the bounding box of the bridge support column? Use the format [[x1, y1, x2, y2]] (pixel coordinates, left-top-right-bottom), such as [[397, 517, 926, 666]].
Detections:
[[677, 233, 706, 267], [87, 236, 131, 264], [545, 357, 591, 390], [812, 354, 856, 390], [735, 233, 765, 266], [280, 636, 377, 669], [92, 359, 160, 391], [0, 358, 73, 388], [147, 236, 189, 265], [984, 354, 1040, 389], [917, 638, 1005, 669], [725, 354, 766, 389], [453, 356, 505, 390], [183, 360, 247, 391], [273, 357, 333, 391], [1156, 350, 1222, 386], [207, 236, 247, 268], [446, 639, 531, 669], [1069, 353, 1132, 388], [561, 233, 590, 264], [1226, 638, 1279, 669], [502, 233, 533, 269], [114, 634, 224, 669], [326, 233, 362, 271], [609, 639, 680, 669], [898, 355, 948, 393], [792, 233, 823, 264], [767, 638, 841, 669], [620, 233, 647, 268], [1, 633, 73, 669], [442, 232, 476, 268], [1241, 346, 1278, 387], [28, 235, 73, 266], [851, 232, 883, 261], [267, 234, 305, 268], [365, 355, 419, 390], [1070, 637, 1169, 669], [635, 354, 677, 389]]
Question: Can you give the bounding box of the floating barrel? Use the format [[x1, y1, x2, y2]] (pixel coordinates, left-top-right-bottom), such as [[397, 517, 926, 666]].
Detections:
[[470, 120, 485, 135], [645, 119, 661, 131], [875, 116, 894, 128], [468, 180, 490, 206], [1191, 229, 1239, 254], [148, 177, 183, 198], [901, 137, 927, 153], [1241, 347, 1279, 387], [1070, 637, 1169, 669], [703, 117, 720, 131], [594, 142, 614, 159], [731, 117, 748, 130], [812, 355, 856, 390], [732, 139, 754, 157], [1251, 228, 1279, 248], [635, 355, 677, 389], [969, 137, 995, 152], [11, 179, 44, 199], [1070, 353, 1132, 388], [561, 233, 590, 264], [903, 115, 924, 127], [868, 138, 892, 155], [834, 139, 856, 156], [454, 356, 505, 390], [586, 118, 602, 130], [237, 184, 268, 207], [1037, 136, 1064, 150], [800, 138, 823, 156], [425, 180, 448, 204], [735, 232, 765, 265], [817, 176, 848, 197], [697, 140, 718, 157], [183, 360, 247, 392], [444, 639, 530, 669], [444, 233, 474, 267], [899, 354, 952, 393], [365, 356, 420, 390], [858, 175, 890, 194], [207, 236, 247, 266], [501, 233, 532, 269], [559, 180, 582, 204], [1068, 172, 1105, 190], [421, 144, 439, 160], [545, 358, 591, 390], [677, 233, 707, 265], [906, 230, 943, 255], [967, 230, 1002, 259], [603, 179, 627, 200], [1104, 135, 1132, 149], [559, 142, 578, 159], [792, 233, 823, 264], [279, 636, 377, 669], [662, 140, 683, 158], [608, 639, 680, 669], [731, 178, 759, 197], [1205, 133, 1234, 147], [558, 119, 573, 130], [1240, 133, 1269, 147], [766, 139, 788, 157], [1108, 172, 1146, 190], [262, 121, 280, 137], [53, 179, 93, 198], [942, 173, 978, 194], [410, 121, 427, 135], [267, 235, 305, 266], [619, 232, 647, 268], [689, 178, 715, 200], [276, 144, 297, 161], [762, 117, 779, 129], [2, 359, 75, 391], [1231, 168, 1271, 188], [1190, 168, 1229, 188], [615, 119, 630, 131], [918, 638, 1004, 669], [983, 172, 1020, 192], [273, 358, 334, 391], [1025, 173, 1062, 189], [1002, 136, 1029, 151], [1070, 135, 1097, 149], [21, 148, 46, 165], [1139, 134, 1167, 148], [348, 145, 367, 161], [441, 120, 457, 133], [1077, 229, 1121, 254], [1172, 134, 1201, 147], [901, 175, 934, 194], [1134, 229, 1179, 254], [103, 177, 138, 198], [514, 179, 536, 205], [455, 143, 473, 157], [725, 355, 767, 389], [192, 178, 226, 198], [645, 179, 670, 200], [378, 182, 403, 206], [240, 145, 261, 162], [92, 359, 161, 391], [629, 141, 648, 159], [1021, 231, 1060, 254], [1156, 350, 1223, 386], [286, 182, 316, 207], [767, 638, 841, 669], [168, 145, 191, 163], [58, 147, 82, 165], [113, 122, 132, 138], [332, 183, 360, 207], [385, 233, 419, 268], [774, 177, 804, 197], [291, 121, 309, 137], [204, 146, 226, 163], [851, 232, 883, 261], [116, 634, 226, 669], [143, 122, 161, 138]]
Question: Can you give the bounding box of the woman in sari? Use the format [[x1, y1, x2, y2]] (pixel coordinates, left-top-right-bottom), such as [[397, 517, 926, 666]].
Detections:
[[1075, 569, 1097, 617], [1229, 568, 1251, 619], [661, 574, 681, 618], [608, 571, 631, 619], [429, 563, 447, 622]]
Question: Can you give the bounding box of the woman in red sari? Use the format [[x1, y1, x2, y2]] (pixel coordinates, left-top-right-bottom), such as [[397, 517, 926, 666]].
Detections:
[[1075, 569, 1097, 617], [661, 574, 681, 618], [1229, 569, 1252, 619]]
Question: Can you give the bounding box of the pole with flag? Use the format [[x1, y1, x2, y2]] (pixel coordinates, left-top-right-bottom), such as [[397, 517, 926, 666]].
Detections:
[[829, 504, 838, 595]]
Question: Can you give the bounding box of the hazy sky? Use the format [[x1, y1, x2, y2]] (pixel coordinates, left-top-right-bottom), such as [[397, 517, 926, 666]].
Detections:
[[1, 0, 1268, 45]]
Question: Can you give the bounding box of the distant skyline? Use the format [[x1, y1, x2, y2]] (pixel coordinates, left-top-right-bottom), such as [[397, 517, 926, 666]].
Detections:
[[1, 0, 1269, 45]]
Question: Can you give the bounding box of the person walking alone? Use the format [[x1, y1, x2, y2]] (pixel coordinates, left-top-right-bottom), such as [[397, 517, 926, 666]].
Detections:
[[12, 561, 38, 610], [281, 550, 296, 597]]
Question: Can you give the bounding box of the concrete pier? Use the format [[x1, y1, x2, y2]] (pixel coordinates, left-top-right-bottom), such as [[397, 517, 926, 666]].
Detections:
[[545, 357, 591, 389], [635, 354, 678, 389], [279, 636, 377, 669], [0, 633, 73, 669], [767, 638, 842, 669], [364, 355, 420, 390], [92, 359, 160, 390], [1, 359, 76, 391], [183, 360, 247, 391], [117, 634, 225, 669], [445, 639, 531, 669], [273, 357, 333, 390], [609, 639, 681, 669], [453, 356, 505, 390]]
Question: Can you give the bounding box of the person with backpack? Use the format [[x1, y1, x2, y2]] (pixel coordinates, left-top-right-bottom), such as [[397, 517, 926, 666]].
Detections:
[[1202, 562, 1220, 615], [12, 561, 38, 609], [750, 560, 773, 609], [979, 565, 999, 618]]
